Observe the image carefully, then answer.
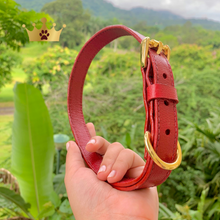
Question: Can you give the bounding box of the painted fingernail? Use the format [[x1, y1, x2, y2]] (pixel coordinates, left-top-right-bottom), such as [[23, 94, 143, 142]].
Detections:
[[66, 142, 70, 151], [98, 165, 106, 173], [87, 139, 95, 145], [108, 170, 116, 178]]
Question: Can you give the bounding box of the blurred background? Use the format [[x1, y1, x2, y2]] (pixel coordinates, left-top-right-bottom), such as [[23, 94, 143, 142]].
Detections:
[[0, 0, 220, 219]]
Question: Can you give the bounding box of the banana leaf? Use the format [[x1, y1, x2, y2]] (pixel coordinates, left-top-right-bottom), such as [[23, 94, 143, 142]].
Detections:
[[11, 83, 55, 218]]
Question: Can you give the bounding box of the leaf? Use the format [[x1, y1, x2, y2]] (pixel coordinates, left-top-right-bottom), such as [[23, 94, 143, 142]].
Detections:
[[195, 124, 219, 142], [125, 133, 131, 148], [100, 125, 108, 140], [37, 201, 55, 219], [50, 191, 61, 208], [53, 173, 66, 195], [159, 202, 176, 219], [208, 201, 220, 218], [11, 83, 55, 217], [0, 187, 33, 218], [197, 187, 209, 219], [59, 199, 73, 214]]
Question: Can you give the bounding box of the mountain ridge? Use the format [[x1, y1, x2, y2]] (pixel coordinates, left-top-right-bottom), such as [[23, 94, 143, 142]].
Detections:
[[14, 0, 220, 30]]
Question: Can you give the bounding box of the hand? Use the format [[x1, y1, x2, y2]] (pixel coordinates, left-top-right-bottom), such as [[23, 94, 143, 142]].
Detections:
[[65, 123, 159, 220]]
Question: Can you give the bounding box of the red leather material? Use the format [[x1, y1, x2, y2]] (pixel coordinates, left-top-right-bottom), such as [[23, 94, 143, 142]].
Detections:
[[67, 25, 178, 191], [147, 84, 178, 103]]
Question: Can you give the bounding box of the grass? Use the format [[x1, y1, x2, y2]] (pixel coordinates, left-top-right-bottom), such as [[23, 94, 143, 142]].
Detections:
[[20, 41, 50, 60]]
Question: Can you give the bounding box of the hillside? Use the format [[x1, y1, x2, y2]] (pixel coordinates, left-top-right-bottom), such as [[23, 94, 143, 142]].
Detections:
[[15, 0, 220, 30]]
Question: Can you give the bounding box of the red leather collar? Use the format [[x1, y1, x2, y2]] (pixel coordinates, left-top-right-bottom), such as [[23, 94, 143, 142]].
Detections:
[[67, 25, 179, 191]]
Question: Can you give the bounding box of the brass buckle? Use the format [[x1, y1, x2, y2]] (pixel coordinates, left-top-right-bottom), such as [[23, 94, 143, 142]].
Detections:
[[144, 131, 182, 170], [140, 37, 171, 68]]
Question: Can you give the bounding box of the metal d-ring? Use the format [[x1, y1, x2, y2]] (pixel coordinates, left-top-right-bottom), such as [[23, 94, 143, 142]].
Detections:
[[144, 131, 182, 170]]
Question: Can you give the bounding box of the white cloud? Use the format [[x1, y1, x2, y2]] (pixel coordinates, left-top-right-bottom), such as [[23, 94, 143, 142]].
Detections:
[[106, 0, 220, 22]]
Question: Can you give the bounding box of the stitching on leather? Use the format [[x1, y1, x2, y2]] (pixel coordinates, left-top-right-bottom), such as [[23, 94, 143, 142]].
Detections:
[[165, 57, 177, 161], [172, 101, 178, 161], [155, 54, 160, 154], [150, 54, 170, 184], [155, 55, 170, 182], [144, 52, 159, 181]]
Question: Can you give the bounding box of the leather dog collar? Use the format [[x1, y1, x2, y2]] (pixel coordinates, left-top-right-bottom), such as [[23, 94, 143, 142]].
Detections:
[[67, 25, 182, 191]]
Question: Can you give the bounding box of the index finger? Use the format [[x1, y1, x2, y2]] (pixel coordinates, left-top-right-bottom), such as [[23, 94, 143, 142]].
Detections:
[[86, 122, 96, 137]]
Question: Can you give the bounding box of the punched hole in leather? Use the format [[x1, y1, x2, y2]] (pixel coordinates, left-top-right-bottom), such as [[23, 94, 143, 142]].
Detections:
[[67, 25, 179, 191]]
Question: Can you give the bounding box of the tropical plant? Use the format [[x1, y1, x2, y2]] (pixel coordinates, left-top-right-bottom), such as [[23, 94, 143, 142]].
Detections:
[[160, 111, 220, 219], [11, 82, 55, 217], [0, 83, 75, 219]]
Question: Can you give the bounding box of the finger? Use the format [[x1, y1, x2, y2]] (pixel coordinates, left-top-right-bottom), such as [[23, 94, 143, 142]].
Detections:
[[96, 142, 124, 181], [107, 149, 145, 183], [85, 136, 111, 155], [65, 141, 85, 178], [86, 122, 96, 137], [125, 165, 145, 178]]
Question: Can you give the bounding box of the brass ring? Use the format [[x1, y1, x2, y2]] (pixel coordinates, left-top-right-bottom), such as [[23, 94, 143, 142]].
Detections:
[[144, 131, 182, 170]]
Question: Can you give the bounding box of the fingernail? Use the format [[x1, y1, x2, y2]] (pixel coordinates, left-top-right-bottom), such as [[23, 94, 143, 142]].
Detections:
[[66, 142, 70, 151], [98, 165, 106, 173], [87, 139, 95, 145], [108, 170, 116, 178]]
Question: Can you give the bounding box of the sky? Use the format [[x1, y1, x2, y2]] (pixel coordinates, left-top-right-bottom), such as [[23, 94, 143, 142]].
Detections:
[[107, 0, 220, 22]]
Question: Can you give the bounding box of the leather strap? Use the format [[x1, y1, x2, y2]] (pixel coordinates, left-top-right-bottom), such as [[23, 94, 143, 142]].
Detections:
[[147, 84, 178, 103], [67, 25, 178, 191]]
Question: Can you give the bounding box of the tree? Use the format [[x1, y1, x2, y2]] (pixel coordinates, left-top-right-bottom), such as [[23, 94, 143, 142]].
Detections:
[[0, 0, 52, 90], [42, 0, 90, 48]]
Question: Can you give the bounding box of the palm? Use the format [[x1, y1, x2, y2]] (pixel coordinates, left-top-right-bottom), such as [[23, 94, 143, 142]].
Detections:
[[69, 162, 158, 219], [65, 123, 158, 220]]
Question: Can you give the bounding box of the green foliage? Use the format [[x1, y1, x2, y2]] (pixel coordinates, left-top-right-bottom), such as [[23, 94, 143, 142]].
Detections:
[[0, 187, 33, 219], [176, 68, 220, 124], [0, 44, 22, 90], [159, 165, 202, 212], [11, 83, 55, 217], [24, 46, 78, 138], [160, 111, 220, 219], [158, 202, 177, 219], [0, 0, 52, 51], [53, 164, 66, 195], [24, 46, 78, 91], [0, 0, 52, 89], [161, 23, 220, 48], [83, 51, 145, 148]]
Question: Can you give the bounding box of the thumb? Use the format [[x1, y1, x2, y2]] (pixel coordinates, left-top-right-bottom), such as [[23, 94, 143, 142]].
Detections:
[[65, 141, 85, 177]]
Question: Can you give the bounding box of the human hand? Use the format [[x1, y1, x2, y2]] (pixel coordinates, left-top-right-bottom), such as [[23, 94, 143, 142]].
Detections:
[[65, 123, 159, 220]]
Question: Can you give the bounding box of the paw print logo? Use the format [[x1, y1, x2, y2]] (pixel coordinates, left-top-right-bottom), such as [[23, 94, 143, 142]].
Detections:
[[39, 30, 49, 40]]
